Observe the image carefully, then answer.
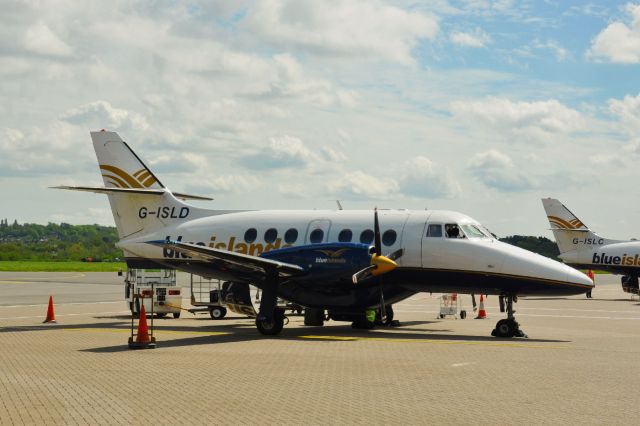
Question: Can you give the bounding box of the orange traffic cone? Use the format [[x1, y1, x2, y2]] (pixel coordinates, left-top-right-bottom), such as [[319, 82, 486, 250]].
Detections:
[[43, 295, 56, 323], [128, 301, 156, 349], [475, 295, 487, 319]]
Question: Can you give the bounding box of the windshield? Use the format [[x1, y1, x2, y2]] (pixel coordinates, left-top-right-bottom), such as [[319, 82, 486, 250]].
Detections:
[[460, 224, 489, 239]]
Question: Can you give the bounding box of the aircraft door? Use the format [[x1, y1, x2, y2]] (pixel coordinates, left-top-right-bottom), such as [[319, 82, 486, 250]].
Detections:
[[422, 223, 448, 268], [305, 219, 332, 244], [399, 212, 430, 267]]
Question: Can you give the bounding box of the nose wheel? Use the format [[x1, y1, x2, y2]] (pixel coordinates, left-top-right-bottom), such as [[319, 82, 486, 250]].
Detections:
[[491, 295, 527, 338]]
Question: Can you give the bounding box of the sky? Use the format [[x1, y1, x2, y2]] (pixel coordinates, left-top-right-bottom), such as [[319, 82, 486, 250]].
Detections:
[[2, 0, 640, 240]]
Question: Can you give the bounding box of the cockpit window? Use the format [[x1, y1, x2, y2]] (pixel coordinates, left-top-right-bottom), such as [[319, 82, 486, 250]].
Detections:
[[445, 224, 464, 239], [460, 224, 488, 239], [426, 224, 442, 238]]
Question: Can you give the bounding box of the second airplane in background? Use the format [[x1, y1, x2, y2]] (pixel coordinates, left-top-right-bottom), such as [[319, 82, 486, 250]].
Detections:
[[542, 198, 640, 295]]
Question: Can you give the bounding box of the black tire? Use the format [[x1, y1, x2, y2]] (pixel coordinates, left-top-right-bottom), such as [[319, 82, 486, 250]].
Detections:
[[256, 309, 285, 335], [351, 316, 375, 329], [209, 306, 227, 320], [439, 314, 445, 319], [460, 310, 467, 319], [375, 305, 395, 325], [156, 312, 167, 319], [304, 308, 325, 326], [173, 312, 181, 319], [493, 319, 516, 338]]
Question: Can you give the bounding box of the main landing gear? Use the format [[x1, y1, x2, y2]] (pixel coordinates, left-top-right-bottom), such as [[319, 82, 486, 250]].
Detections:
[[255, 270, 287, 336], [491, 295, 527, 338]]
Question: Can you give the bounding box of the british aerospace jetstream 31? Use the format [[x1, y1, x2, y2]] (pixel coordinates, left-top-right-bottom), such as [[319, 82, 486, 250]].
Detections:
[[55, 131, 593, 338], [542, 198, 640, 295]]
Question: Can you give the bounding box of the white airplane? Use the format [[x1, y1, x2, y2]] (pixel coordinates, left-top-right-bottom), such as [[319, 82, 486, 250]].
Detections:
[[542, 198, 640, 294], [55, 131, 593, 338]]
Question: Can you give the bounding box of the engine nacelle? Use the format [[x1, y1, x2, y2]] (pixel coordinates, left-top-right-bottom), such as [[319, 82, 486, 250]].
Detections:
[[261, 242, 372, 283]]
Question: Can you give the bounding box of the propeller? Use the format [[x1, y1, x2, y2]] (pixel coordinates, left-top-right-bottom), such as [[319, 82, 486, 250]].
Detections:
[[351, 208, 404, 324]]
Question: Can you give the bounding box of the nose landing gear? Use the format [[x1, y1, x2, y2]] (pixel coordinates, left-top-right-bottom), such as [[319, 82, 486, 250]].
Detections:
[[491, 295, 527, 338]]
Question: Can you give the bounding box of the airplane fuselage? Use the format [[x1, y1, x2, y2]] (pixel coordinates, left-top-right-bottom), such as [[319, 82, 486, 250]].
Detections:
[[560, 241, 640, 275], [119, 208, 592, 310]]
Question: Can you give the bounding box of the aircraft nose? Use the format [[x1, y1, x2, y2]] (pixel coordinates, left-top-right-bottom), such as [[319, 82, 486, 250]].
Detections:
[[566, 267, 595, 288], [498, 242, 594, 295]]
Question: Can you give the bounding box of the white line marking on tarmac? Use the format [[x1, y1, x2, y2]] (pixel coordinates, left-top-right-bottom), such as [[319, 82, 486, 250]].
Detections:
[[0, 311, 130, 320], [451, 362, 476, 367], [0, 301, 123, 308], [393, 309, 640, 320]]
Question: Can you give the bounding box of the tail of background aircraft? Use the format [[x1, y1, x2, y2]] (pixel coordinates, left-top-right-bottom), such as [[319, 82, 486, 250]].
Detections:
[[55, 130, 216, 240], [541, 198, 617, 254]]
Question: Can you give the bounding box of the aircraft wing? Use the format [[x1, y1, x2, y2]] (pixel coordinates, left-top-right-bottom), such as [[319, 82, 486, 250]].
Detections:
[[148, 240, 306, 280]]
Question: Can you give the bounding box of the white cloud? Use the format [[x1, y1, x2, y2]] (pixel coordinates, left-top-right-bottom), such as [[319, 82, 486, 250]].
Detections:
[[467, 150, 536, 192], [398, 157, 460, 199], [326, 171, 400, 200], [241, 0, 438, 64], [23, 22, 73, 58], [186, 174, 263, 195], [61, 101, 150, 133], [532, 39, 568, 61], [320, 146, 347, 163], [240, 135, 319, 170], [608, 93, 640, 134], [148, 153, 207, 174], [0, 123, 87, 176], [450, 29, 491, 48], [588, 4, 640, 63], [450, 97, 584, 143]]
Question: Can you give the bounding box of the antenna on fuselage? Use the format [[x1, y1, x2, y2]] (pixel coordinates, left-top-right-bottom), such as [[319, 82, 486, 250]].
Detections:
[[334, 200, 343, 210]]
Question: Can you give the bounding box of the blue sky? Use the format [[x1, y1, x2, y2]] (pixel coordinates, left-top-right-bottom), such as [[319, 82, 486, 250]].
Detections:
[[1, 0, 640, 239]]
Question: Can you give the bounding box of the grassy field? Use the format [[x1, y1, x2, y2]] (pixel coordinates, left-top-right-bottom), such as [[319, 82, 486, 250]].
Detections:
[[0, 261, 127, 272]]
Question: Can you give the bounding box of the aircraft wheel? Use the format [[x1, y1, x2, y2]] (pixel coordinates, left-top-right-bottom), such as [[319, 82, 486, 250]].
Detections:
[[492, 319, 516, 338], [209, 306, 227, 320], [460, 310, 467, 319], [256, 309, 284, 335], [351, 318, 375, 329], [173, 312, 181, 319], [304, 308, 324, 326], [375, 305, 394, 325], [156, 312, 167, 319]]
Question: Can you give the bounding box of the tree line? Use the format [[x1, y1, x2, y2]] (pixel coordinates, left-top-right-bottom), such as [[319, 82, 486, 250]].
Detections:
[[0, 220, 560, 262], [0, 220, 122, 261]]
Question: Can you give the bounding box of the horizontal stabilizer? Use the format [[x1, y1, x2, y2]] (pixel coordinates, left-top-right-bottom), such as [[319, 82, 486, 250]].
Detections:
[[52, 186, 213, 201]]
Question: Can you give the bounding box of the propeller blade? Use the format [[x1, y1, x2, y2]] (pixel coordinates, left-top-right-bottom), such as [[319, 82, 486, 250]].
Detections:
[[471, 294, 477, 311], [373, 208, 382, 257], [352, 265, 376, 284], [387, 248, 404, 261]]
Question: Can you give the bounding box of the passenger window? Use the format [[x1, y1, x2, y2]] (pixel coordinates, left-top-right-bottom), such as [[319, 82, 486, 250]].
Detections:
[[426, 224, 442, 238], [445, 224, 463, 239], [360, 229, 374, 244], [382, 230, 397, 246], [309, 229, 324, 243], [264, 228, 277, 244], [338, 229, 352, 242], [244, 228, 257, 243], [284, 228, 298, 244]]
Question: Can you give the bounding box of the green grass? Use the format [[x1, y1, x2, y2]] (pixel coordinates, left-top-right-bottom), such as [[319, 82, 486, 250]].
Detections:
[[0, 261, 127, 272]]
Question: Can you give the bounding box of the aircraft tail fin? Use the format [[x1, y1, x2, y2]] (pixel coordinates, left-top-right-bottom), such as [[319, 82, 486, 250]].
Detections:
[[541, 198, 605, 254], [61, 130, 213, 240]]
